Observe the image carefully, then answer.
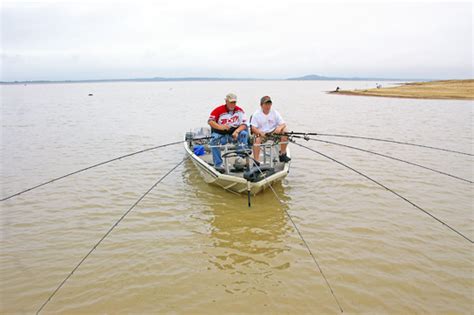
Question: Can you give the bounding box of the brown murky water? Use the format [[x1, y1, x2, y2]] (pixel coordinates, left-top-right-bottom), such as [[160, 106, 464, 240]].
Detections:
[[1, 81, 472, 313]]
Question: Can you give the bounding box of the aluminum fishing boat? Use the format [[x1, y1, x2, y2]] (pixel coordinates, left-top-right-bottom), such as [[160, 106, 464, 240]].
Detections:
[[184, 127, 291, 195]]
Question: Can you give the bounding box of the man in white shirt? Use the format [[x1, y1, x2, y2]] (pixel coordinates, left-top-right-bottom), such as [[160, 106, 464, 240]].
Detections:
[[250, 96, 291, 164]]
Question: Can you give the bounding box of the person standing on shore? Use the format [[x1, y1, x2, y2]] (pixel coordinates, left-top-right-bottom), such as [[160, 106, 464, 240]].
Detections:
[[250, 96, 291, 164], [208, 93, 249, 172]]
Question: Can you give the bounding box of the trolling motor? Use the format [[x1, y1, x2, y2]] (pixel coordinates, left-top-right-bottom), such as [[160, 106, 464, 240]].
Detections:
[[243, 165, 275, 182], [245, 152, 251, 207], [242, 154, 275, 208], [222, 149, 256, 207]]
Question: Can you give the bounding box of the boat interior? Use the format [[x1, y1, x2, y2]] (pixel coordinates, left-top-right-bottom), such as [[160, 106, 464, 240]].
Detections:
[[186, 128, 288, 182]]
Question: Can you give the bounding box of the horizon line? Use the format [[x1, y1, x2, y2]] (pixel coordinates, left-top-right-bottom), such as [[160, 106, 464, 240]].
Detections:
[[0, 74, 437, 84]]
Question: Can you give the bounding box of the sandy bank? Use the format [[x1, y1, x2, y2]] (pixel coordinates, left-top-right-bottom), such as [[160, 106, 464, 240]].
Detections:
[[329, 80, 474, 100]]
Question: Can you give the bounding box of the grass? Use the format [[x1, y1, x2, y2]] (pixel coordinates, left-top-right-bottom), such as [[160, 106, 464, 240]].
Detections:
[[331, 80, 474, 100]]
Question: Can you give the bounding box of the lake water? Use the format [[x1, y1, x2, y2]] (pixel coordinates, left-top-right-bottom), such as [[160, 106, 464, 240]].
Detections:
[[1, 81, 472, 313]]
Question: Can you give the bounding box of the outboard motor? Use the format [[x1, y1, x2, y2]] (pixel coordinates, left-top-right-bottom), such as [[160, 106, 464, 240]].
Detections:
[[244, 166, 275, 182], [185, 131, 194, 147]]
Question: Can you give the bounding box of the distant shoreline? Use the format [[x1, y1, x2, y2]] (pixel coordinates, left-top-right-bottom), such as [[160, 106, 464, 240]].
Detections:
[[329, 80, 474, 100], [0, 74, 416, 85], [0, 78, 262, 85]]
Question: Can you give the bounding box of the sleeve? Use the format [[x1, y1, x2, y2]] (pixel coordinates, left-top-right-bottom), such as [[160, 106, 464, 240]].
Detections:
[[275, 110, 285, 125], [208, 107, 219, 122], [249, 111, 258, 128]]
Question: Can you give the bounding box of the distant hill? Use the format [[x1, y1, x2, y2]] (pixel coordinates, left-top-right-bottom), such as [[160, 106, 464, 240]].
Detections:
[[287, 74, 332, 80], [287, 74, 408, 81]]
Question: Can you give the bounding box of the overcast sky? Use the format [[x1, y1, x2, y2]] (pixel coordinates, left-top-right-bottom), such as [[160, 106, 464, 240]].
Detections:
[[1, 0, 472, 81]]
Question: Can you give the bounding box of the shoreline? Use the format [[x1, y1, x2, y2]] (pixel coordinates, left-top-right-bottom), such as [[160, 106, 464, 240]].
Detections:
[[329, 80, 474, 100]]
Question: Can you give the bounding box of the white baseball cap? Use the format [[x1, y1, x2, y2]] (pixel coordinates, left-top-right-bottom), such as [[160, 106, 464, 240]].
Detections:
[[225, 93, 237, 102]]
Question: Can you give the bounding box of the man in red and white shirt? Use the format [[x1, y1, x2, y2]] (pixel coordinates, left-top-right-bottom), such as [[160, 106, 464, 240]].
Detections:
[[208, 93, 249, 171]]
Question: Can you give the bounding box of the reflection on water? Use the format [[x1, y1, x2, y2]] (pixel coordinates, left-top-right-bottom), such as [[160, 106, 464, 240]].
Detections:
[[183, 159, 294, 293], [208, 202, 292, 294], [208, 198, 290, 270]]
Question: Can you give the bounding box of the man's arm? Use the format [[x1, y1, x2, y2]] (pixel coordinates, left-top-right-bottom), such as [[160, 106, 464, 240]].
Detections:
[[251, 125, 266, 137], [209, 120, 230, 131], [274, 123, 287, 134], [232, 124, 248, 139]]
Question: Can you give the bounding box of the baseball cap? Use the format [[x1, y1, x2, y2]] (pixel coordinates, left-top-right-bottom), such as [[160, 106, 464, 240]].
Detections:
[[225, 93, 237, 102], [260, 95, 272, 104]]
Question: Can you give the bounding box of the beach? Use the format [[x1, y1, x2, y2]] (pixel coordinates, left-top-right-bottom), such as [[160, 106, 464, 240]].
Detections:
[[331, 80, 474, 100]]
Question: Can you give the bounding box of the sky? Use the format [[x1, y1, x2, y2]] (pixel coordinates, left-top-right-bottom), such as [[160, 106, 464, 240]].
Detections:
[[1, 0, 472, 81]]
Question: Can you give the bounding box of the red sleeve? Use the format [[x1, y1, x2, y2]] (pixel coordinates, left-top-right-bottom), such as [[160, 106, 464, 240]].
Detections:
[[209, 105, 224, 121]]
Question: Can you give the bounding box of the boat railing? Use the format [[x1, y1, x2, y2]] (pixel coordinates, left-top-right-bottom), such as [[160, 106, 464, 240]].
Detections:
[[253, 141, 289, 168], [207, 140, 288, 172]]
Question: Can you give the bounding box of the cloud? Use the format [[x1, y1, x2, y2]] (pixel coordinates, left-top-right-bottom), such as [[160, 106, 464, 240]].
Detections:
[[1, 0, 472, 80]]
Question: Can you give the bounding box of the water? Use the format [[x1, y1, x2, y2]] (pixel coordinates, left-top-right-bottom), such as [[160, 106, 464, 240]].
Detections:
[[1, 81, 472, 313]]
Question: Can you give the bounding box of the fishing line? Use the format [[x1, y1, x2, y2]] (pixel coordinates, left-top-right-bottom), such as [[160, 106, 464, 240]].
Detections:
[[247, 155, 344, 313], [284, 132, 473, 156], [2, 140, 187, 202], [36, 158, 185, 314], [293, 141, 473, 244], [294, 136, 472, 184]]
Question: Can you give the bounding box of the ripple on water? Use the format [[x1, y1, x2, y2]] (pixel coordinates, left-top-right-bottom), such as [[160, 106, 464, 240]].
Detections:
[[1, 82, 472, 314]]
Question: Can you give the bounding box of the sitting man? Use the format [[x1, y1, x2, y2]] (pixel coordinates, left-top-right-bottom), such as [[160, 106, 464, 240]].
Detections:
[[250, 95, 291, 164], [208, 93, 249, 172]]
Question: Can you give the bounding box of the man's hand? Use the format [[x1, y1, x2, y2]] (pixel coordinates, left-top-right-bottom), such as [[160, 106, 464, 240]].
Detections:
[[252, 128, 265, 138], [274, 125, 286, 134], [221, 124, 230, 131], [232, 130, 239, 140]]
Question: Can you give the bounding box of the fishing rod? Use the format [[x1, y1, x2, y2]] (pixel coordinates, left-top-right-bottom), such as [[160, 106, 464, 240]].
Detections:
[[1, 139, 192, 202], [281, 132, 473, 156], [291, 136, 472, 184], [36, 158, 185, 314], [243, 153, 344, 313], [292, 141, 473, 244]]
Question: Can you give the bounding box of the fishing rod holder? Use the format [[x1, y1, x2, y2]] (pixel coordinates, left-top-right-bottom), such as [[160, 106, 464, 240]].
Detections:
[[287, 134, 309, 142]]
